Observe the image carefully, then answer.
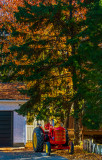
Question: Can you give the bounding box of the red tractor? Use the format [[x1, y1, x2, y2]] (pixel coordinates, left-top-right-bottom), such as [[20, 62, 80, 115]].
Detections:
[[32, 123, 74, 155]]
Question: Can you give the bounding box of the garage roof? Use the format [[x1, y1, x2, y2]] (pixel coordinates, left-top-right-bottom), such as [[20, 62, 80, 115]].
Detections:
[[0, 83, 29, 100]]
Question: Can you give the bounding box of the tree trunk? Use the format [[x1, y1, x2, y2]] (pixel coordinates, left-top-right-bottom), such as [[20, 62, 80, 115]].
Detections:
[[67, 0, 80, 145], [64, 110, 70, 129], [71, 46, 80, 145], [74, 100, 80, 145], [72, 66, 80, 145], [64, 103, 72, 129], [74, 116, 80, 145]]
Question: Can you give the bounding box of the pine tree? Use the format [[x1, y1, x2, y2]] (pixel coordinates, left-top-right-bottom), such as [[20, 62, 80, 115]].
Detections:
[[64, 0, 102, 144], [0, 0, 102, 145], [79, 0, 102, 129]]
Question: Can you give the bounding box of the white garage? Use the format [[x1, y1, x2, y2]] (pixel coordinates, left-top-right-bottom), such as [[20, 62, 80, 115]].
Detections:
[[0, 83, 29, 147], [0, 100, 27, 147]]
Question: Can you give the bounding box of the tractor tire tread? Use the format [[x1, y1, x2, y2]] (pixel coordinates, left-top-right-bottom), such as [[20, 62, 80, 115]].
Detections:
[[32, 127, 44, 152]]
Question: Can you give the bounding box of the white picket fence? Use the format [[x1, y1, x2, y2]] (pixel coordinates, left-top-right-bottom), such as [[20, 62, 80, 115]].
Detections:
[[26, 125, 34, 142], [83, 139, 102, 155], [26, 120, 44, 142]]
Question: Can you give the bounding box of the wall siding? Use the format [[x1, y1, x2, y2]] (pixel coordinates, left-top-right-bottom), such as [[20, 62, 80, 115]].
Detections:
[[13, 111, 26, 144]]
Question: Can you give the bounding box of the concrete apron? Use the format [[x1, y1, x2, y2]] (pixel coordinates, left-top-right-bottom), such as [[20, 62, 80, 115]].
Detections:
[[0, 147, 25, 151]]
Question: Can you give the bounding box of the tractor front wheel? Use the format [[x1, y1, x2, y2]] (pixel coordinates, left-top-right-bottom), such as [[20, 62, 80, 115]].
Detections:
[[45, 142, 51, 156], [68, 141, 74, 154], [32, 127, 44, 152]]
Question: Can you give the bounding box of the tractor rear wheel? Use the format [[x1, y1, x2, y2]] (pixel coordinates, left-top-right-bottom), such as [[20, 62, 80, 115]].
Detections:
[[32, 127, 44, 152], [45, 142, 51, 156]]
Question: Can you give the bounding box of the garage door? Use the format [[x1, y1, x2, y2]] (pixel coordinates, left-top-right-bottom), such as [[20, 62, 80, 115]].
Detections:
[[0, 111, 13, 147]]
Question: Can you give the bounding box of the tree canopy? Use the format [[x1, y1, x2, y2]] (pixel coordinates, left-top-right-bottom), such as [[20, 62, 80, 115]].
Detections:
[[0, 0, 102, 145]]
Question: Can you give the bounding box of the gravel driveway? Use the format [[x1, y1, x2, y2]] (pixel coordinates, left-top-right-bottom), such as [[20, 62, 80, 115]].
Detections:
[[0, 151, 68, 160]]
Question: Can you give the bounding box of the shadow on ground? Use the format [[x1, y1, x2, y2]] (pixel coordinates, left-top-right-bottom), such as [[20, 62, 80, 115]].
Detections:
[[0, 151, 68, 160]]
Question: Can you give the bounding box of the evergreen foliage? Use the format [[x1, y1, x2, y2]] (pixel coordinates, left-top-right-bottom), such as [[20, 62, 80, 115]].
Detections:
[[0, 0, 102, 144]]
